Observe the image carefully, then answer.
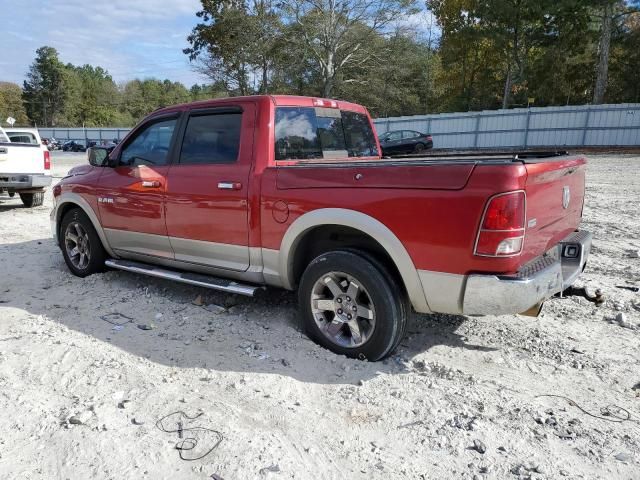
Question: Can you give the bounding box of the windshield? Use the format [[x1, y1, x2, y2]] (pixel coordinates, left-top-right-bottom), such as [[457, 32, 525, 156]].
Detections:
[[275, 107, 379, 160]]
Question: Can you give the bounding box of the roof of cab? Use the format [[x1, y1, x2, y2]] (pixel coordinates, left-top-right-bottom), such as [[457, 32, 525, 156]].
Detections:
[[151, 95, 369, 116]]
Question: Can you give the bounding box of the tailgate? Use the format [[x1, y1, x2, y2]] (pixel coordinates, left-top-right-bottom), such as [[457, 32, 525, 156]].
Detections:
[[521, 156, 586, 262], [0, 143, 45, 175]]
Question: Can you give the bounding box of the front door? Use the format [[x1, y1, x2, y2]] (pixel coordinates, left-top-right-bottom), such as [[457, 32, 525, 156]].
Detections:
[[164, 105, 254, 271], [97, 115, 178, 259]]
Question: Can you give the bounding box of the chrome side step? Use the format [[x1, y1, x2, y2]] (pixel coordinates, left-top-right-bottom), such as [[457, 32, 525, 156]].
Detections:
[[105, 259, 262, 297]]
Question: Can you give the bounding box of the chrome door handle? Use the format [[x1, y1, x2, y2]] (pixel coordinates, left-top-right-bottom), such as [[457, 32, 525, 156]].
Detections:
[[218, 182, 242, 190], [141, 180, 161, 188]]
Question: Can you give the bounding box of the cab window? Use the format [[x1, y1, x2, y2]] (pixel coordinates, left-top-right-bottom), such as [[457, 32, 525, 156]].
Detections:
[[179, 113, 242, 164], [386, 131, 402, 142], [120, 118, 177, 167]]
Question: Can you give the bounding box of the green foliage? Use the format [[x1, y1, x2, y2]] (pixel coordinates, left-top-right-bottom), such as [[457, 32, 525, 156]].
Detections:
[[22, 46, 66, 126], [17, 46, 226, 127], [0, 82, 29, 126]]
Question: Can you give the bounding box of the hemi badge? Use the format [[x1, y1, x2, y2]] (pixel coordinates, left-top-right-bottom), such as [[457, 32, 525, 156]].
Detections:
[[528, 218, 537, 228]]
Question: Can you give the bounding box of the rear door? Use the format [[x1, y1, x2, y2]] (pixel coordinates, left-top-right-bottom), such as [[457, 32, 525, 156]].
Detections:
[[401, 130, 422, 152], [164, 104, 254, 271], [96, 114, 178, 259]]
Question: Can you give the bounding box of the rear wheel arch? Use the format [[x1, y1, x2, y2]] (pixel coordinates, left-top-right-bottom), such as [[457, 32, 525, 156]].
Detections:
[[279, 208, 431, 313]]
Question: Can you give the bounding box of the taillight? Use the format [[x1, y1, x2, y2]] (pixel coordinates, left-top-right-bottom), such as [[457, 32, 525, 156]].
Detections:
[[44, 150, 51, 170], [426, 135, 433, 141], [474, 191, 526, 256]]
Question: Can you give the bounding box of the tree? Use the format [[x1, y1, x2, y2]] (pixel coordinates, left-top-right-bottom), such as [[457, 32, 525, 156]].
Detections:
[[283, 0, 416, 97], [607, 12, 640, 102], [185, 0, 284, 95], [60, 65, 120, 127], [0, 82, 29, 126], [590, 0, 639, 104], [22, 46, 66, 126]]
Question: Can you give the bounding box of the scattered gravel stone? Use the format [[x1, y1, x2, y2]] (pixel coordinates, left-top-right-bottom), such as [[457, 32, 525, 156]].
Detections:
[[616, 313, 635, 329], [472, 439, 487, 454], [137, 323, 154, 331], [68, 410, 92, 425], [192, 295, 204, 306], [204, 303, 227, 314], [259, 464, 280, 475], [614, 452, 632, 462]]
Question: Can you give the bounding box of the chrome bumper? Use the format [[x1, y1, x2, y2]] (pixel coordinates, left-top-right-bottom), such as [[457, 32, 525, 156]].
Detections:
[[0, 173, 52, 189], [462, 230, 592, 315]]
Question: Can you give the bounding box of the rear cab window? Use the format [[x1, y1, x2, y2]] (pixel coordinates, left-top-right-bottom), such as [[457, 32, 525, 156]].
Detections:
[[275, 106, 379, 161], [8, 132, 38, 144]]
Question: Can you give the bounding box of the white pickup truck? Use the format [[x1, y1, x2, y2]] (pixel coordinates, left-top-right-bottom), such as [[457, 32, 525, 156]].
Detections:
[[0, 126, 52, 207]]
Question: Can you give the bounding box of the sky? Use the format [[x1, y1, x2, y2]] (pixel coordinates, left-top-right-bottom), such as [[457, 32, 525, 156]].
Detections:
[[0, 0, 206, 87]]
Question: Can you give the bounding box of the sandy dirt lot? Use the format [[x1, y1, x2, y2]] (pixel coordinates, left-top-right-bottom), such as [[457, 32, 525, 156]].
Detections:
[[0, 152, 638, 480]]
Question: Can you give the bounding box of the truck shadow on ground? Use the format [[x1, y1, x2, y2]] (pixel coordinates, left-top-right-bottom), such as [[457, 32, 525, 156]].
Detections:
[[1, 238, 497, 385], [0, 195, 29, 212]]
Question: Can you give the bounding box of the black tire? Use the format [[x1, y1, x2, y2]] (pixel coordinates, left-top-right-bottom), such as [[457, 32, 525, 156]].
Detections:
[[298, 250, 408, 361], [413, 143, 425, 153], [19, 191, 44, 207], [60, 208, 107, 277]]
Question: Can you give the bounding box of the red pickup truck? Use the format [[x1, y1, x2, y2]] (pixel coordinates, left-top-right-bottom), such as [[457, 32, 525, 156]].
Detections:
[[51, 95, 591, 360]]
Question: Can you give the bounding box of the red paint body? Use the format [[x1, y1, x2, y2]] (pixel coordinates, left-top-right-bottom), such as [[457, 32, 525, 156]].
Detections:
[[56, 95, 587, 277]]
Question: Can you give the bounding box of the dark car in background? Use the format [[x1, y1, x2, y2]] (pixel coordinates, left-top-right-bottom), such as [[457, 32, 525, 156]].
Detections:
[[379, 130, 433, 155], [62, 140, 87, 152]]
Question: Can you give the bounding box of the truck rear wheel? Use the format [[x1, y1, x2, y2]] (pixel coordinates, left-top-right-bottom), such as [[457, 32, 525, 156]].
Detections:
[[20, 191, 44, 207], [60, 208, 106, 277], [298, 250, 408, 361]]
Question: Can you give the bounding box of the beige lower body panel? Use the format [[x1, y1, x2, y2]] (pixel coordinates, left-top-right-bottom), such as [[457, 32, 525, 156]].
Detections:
[[169, 236, 250, 272], [417, 270, 466, 314], [105, 228, 173, 259]]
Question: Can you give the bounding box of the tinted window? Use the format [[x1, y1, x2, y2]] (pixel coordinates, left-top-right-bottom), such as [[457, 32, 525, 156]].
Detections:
[[402, 131, 420, 139], [341, 111, 379, 157], [8, 132, 38, 144], [275, 107, 378, 160], [179, 113, 242, 164], [120, 118, 176, 167], [386, 131, 402, 142]]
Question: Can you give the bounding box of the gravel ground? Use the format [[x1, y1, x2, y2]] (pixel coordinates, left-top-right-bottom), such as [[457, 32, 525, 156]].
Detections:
[[0, 152, 638, 480]]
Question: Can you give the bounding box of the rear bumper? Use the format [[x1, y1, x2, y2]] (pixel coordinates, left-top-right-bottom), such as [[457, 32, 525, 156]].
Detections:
[[462, 230, 592, 315], [0, 173, 52, 190]]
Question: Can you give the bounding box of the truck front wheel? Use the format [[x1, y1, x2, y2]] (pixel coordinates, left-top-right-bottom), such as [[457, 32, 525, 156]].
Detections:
[[298, 250, 408, 361], [60, 208, 106, 277], [20, 191, 44, 207]]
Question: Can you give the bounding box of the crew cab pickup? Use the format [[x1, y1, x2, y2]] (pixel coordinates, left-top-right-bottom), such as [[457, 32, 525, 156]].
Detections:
[[0, 126, 52, 207], [51, 96, 591, 360]]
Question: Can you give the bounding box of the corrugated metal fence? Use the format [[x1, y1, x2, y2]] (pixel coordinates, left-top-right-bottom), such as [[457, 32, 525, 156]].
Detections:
[[373, 103, 640, 149], [38, 103, 640, 149], [37, 127, 131, 144]]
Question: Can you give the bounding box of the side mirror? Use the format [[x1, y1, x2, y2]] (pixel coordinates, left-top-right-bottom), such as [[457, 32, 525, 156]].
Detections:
[[87, 147, 110, 167]]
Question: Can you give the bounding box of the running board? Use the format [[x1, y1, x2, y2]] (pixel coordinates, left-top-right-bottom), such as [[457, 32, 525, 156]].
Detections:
[[105, 259, 262, 297]]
